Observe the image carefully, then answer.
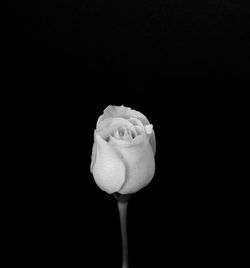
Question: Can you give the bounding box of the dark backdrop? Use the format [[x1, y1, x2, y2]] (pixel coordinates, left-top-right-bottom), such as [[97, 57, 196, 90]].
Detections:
[[2, 1, 249, 267]]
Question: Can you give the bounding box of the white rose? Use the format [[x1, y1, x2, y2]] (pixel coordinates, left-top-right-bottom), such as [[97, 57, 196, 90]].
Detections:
[[90, 105, 156, 194]]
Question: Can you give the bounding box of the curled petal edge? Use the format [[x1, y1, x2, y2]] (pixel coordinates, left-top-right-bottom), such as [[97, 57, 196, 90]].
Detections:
[[97, 105, 150, 128]]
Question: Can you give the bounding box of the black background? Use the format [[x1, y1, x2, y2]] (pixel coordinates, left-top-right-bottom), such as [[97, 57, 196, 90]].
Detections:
[[2, 1, 249, 267]]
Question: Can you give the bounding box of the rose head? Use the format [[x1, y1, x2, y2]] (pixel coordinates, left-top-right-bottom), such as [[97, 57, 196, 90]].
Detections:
[[90, 105, 156, 194]]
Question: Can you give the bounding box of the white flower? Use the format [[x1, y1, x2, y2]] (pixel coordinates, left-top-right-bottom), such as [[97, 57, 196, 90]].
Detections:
[[90, 105, 156, 194]]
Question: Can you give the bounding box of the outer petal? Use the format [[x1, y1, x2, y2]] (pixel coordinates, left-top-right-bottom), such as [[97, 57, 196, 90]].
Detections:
[[90, 139, 97, 173], [110, 138, 155, 194], [149, 130, 156, 155], [92, 134, 126, 194], [97, 105, 150, 127], [144, 125, 156, 155]]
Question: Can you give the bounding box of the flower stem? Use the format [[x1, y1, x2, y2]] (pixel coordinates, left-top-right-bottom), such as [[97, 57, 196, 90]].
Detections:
[[117, 200, 129, 268]]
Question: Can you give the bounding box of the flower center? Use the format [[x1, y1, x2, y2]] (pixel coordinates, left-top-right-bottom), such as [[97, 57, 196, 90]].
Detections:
[[112, 127, 136, 141]]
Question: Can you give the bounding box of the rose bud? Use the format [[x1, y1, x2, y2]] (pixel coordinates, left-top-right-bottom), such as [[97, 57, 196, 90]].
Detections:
[[90, 105, 156, 194]]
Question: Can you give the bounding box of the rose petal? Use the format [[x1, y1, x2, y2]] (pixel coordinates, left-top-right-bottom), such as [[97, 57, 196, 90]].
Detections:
[[96, 117, 136, 141], [92, 134, 126, 194], [90, 140, 97, 173], [97, 105, 150, 127], [109, 136, 132, 147], [143, 124, 156, 155], [149, 130, 156, 155], [128, 117, 145, 136], [115, 139, 155, 194]]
